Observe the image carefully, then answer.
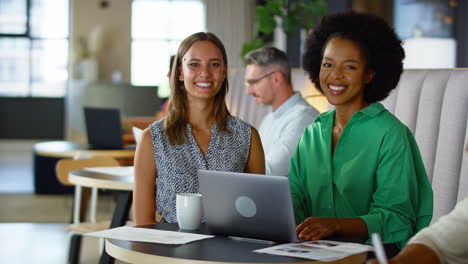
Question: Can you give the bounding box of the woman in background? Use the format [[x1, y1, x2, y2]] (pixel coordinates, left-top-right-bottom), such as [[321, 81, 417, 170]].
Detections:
[[289, 11, 433, 257], [133, 32, 265, 225], [158, 55, 175, 119]]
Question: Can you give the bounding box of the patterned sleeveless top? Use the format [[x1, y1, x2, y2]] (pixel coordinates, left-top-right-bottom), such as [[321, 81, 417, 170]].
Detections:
[[150, 115, 252, 223]]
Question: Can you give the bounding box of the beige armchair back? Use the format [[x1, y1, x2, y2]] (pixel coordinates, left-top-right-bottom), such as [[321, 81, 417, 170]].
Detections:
[[382, 69, 468, 223]]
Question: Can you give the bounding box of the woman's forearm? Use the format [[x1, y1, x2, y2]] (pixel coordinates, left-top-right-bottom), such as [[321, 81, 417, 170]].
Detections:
[[296, 217, 368, 240], [336, 218, 369, 238]]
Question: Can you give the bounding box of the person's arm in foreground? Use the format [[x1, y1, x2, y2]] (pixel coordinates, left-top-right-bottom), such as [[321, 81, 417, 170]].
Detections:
[[133, 127, 158, 225], [368, 197, 468, 264], [367, 243, 440, 264], [244, 127, 265, 174]]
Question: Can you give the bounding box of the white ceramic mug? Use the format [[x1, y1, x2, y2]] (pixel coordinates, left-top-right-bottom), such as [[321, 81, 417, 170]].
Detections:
[[176, 193, 203, 230]]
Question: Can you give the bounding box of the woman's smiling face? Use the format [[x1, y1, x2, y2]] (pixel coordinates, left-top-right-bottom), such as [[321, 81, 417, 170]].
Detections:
[[319, 37, 374, 110], [179, 40, 227, 101]]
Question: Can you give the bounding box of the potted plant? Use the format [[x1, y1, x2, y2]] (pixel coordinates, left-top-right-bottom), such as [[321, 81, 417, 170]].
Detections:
[[241, 0, 327, 61]]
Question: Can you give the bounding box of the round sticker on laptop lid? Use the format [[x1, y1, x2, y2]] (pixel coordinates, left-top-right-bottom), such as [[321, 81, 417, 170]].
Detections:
[[235, 196, 257, 217]]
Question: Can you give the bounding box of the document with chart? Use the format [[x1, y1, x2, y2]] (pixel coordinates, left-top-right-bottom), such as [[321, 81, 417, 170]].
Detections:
[[254, 240, 372, 261]]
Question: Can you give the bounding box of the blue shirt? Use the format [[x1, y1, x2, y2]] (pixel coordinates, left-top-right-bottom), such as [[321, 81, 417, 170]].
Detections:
[[259, 92, 319, 176]]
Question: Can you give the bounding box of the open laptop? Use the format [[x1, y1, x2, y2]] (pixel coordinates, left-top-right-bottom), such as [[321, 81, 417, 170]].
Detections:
[[84, 107, 128, 150], [197, 170, 300, 243]]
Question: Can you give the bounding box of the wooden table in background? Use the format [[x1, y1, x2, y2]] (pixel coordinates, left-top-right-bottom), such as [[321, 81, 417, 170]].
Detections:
[[69, 166, 134, 264], [33, 141, 135, 194]]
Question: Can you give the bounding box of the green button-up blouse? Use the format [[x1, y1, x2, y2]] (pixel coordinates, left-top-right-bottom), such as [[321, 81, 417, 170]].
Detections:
[[289, 103, 433, 248]]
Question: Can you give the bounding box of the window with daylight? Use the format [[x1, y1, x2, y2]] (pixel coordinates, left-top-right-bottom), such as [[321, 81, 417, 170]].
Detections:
[[131, 0, 206, 97], [0, 0, 69, 97]]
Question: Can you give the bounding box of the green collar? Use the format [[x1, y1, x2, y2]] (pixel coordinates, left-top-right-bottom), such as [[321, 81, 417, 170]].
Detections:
[[358, 102, 386, 117], [318, 102, 386, 121]]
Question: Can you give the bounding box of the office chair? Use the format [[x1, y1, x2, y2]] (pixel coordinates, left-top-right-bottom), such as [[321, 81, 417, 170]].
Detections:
[[132, 126, 143, 145]]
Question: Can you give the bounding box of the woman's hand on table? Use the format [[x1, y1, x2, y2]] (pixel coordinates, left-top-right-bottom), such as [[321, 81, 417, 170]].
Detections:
[[296, 217, 341, 240]]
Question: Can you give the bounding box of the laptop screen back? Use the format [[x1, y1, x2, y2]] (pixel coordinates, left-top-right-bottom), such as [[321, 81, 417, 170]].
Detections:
[[84, 107, 123, 150], [197, 170, 299, 243]]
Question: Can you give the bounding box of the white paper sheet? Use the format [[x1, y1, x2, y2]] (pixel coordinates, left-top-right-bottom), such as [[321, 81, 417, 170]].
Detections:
[[254, 240, 372, 261], [83, 166, 134, 177], [85, 226, 214, 245]]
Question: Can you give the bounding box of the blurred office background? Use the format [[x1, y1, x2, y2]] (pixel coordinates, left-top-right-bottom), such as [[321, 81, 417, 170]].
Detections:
[[0, 0, 466, 141], [0, 0, 467, 262]]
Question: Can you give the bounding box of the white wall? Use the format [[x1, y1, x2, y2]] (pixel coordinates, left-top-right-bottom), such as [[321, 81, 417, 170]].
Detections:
[[70, 0, 131, 83]]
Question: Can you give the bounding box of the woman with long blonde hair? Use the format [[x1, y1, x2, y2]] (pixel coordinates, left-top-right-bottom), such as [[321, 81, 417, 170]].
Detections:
[[133, 32, 265, 225]]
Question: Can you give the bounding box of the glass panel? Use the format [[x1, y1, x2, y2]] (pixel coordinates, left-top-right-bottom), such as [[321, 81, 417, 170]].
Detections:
[[132, 0, 171, 39], [0, 0, 27, 34], [0, 38, 30, 96], [132, 0, 205, 40], [169, 40, 180, 55], [131, 40, 172, 86], [30, 39, 68, 97], [169, 1, 206, 40], [394, 0, 456, 69], [30, 0, 69, 38], [394, 0, 455, 39], [131, 0, 205, 87]]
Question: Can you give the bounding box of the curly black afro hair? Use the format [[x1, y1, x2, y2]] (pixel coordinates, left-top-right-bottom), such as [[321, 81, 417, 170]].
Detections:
[[302, 10, 405, 103]]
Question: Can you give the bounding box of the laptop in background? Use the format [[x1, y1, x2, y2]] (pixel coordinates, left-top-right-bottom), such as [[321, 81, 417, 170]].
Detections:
[[84, 107, 125, 150], [197, 170, 300, 243]]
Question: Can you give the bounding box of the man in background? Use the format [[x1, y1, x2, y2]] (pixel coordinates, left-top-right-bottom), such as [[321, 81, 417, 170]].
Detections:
[[244, 47, 319, 176]]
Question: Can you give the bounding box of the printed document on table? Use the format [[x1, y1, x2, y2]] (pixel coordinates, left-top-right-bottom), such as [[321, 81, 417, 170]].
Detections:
[[85, 226, 214, 245], [84, 166, 134, 177], [254, 240, 372, 261]]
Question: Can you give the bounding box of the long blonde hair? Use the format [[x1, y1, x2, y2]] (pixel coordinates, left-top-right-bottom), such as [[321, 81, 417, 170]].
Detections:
[[164, 32, 231, 145]]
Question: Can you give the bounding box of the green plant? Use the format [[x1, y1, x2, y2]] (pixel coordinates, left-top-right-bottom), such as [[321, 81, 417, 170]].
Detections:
[[241, 0, 327, 62]]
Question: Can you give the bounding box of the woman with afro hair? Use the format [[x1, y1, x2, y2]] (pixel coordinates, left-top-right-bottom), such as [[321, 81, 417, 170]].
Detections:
[[288, 10, 433, 257]]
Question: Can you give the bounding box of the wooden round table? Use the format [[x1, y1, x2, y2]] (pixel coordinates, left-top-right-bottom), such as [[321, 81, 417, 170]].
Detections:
[[68, 166, 134, 191], [105, 224, 367, 264], [33, 140, 135, 194], [69, 166, 134, 264], [34, 141, 135, 159]]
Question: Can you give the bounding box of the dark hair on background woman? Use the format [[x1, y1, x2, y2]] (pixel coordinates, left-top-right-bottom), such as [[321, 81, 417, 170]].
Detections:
[[302, 10, 405, 103], [165, 32, 230, 145]]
